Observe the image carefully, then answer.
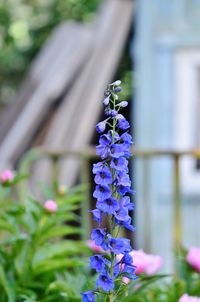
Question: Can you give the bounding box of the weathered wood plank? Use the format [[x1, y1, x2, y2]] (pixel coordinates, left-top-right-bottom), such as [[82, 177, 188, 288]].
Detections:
[[0, 23, 93, 170], [32, 0, 134, 190], [58, 0, 134, 186], [0, 22, 78, 144]]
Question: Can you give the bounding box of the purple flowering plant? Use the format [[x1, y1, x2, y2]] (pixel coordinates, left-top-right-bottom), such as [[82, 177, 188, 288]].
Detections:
[[82, 81, 136, 302]]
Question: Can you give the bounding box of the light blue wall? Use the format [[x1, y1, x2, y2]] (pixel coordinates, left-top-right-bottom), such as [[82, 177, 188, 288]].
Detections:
[[132, 0, 200, 271]]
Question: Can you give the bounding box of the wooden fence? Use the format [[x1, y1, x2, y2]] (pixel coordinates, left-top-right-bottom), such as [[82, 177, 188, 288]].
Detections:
[[19, 146, 200, 258]]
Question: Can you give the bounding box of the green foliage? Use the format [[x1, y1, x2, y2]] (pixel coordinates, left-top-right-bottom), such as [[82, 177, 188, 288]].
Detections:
[[0, 0, 101, 107], [0, 175, 91, 301], [119, 251, 200, 302], [0, 173, 199, 301]]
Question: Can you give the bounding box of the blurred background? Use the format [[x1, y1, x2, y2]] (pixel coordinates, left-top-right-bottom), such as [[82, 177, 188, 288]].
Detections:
[[0, 0, 199, 272]]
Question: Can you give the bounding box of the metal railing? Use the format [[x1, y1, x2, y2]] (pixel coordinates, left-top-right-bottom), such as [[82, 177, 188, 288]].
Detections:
[[21, 147, 200, 252]]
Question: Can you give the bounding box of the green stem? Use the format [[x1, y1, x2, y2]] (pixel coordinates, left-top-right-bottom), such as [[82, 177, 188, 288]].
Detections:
[[109, 293, 115, 302], [108, 92, 117, 302]]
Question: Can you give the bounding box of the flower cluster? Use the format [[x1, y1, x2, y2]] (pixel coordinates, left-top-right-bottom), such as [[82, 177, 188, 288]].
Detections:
[[82, 81, 136, 302]]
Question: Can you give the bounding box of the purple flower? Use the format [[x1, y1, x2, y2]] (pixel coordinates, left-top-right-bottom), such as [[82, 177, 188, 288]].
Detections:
[[94, 167, 112, 185], [114, 86, 122, 93], [105, 109, 118, 117], [93, 185, 111, 201], [81, 291, 95, 302], [113, 262, 120, 278], [109, 144, 124, 158], [117, 118, 130, 130], [99, 133, 112, 146], [110, 80, 121, 86], [121, 253, 134, 265], [90, 209, 102, 225], [103, 95, 110, 105], [110, 157, 128, 172], [96, 144, 110, 159], [122, 265, 137, 279], [92, 162, 105, 174], [109, 238, 131, 254], [96, 121, 107, 133], [90, 255, 108, 273], [117, 185, 135, 196], [116, 172, 131, 187], [114, 208, 129, 222], [91, 228, 105, 246], [96, 270, 114, 292], [85, 81, 135, 299], [119, 101, 128, 108], [120, 132, 133, 145], [108, 130, 120, 142], [120, 196, 134, 211], [97, 197, 119, 215], [117, 217, 135, 232]]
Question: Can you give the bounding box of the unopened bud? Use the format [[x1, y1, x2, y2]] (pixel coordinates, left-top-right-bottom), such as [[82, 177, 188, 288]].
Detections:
[[103, 95, 110, 106], [110, 80, 121, 86], [114, 86, 122, 93], [119, 101, 128, 108]]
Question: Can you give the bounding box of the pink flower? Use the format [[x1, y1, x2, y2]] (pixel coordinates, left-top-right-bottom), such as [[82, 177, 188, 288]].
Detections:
[[44, 200, 57, 213], [179, 294, 200, 302], [122, 277, 130, 284], [117, 249, 163, 277], [87, 240, 103, 253], [131, 249, 163, 275], [186, 247, 200, 273], [0, 169, 14, 183]]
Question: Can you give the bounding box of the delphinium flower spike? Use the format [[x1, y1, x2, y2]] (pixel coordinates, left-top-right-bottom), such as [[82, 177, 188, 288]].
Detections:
[[81, 81, 136, 302]]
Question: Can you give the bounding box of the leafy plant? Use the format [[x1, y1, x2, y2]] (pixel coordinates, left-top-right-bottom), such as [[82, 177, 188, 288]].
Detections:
[[0, 173, 90, 302]]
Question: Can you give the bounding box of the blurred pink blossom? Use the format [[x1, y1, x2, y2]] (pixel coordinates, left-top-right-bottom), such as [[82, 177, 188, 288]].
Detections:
[[0, 169, 14, 183], [117, 249, 163, 277], [87, 240, 103, 253], [122, 277, 130, 284], [186, 247, 200, 273], [179, 294, 200, 302], [44, 200, 57, 213], [130, 249, 163, 275]]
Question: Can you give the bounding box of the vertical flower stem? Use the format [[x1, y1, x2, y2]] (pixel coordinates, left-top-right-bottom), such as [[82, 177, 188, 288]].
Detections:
[[109, 93, 117, 302]]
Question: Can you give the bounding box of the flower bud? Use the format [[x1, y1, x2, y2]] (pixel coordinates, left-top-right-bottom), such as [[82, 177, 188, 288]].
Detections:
[[96, 121, 106, 133], [116, 114, 125, 120], [103, 95, 110, 106], [119, 101, 128, 108], [0, 169, 14, 184], [104, 90, 110, 97], [111, 80, 121, 86], [105, 109, 117, 117], [114, 86, 122, 93], [186, 247, 200, 273], [44, 200, 58, 213]]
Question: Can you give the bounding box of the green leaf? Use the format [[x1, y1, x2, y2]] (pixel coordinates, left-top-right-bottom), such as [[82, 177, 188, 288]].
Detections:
[[0, 265, 15, 302], [35, 225, 82, 245], [0, 218, 17, 233], [32, 241, 88, 266], [32, 258, 85, 276]]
